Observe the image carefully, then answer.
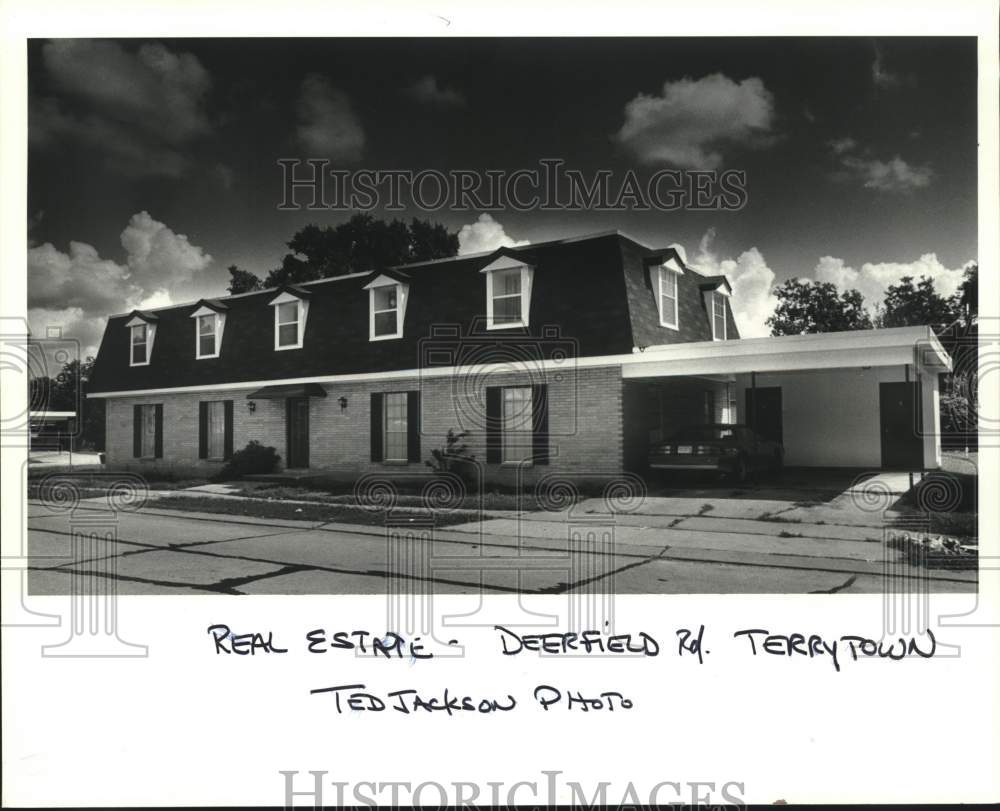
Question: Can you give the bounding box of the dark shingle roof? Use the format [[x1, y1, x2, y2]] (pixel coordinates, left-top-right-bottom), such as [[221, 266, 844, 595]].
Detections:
[[90, 232, 737, 393]]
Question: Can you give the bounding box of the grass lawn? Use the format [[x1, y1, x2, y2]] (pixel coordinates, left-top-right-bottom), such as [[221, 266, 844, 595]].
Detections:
[[234, 482, 559, 512], [892, 451, 979, 539], [146, 494, 483, 527]]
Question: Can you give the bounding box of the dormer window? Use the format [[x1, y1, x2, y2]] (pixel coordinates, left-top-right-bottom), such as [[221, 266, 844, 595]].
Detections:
[[363, 274, 409, 341], [277, 302, 301, 347], [699, 278, 733, 341], [650, 257, 684, 330], [198, 315, 218, 357], [131, 324, 148, 365], [190, 302, 227, 359], [269, 289, 310, 351], [711, 292, 727, 340], [126, 313, 157, 366], [658, 267, 679, 329], [481, 255, 533, 330]]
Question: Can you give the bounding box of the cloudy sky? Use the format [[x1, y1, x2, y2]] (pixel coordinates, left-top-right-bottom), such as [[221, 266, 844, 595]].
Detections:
[[27, 37, 977, 355]]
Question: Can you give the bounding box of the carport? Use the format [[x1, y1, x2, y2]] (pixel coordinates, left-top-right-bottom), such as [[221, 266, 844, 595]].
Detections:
[[621, 326, 951, 471]]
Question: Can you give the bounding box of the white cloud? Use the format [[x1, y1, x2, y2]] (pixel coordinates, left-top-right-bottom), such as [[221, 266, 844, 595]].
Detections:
[[694, 229, 778, 338], [28, 240, 135, 316], [31, 40, 211, 177], [405, 75, 466, 107], [296, 74, 365, 162], [840, 154, 932, 192], [694, 229, 973, 337], [120, 211, 212, 295], [614, 73, 776, 169], [828, 138, 932, 193], [42, 40, 211, 141], [457, 214, 529, 256], [815, 253, 970, 311], [28, 212, 214, 357], [27, 306, 108, 368]]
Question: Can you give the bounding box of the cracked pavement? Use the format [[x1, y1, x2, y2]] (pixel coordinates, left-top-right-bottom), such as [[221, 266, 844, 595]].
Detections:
[[25, 484, 977, 594]]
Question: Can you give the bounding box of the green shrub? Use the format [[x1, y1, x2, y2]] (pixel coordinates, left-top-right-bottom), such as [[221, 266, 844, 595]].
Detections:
[[426, 429, 479, 491], [214, 441, 281, 481]]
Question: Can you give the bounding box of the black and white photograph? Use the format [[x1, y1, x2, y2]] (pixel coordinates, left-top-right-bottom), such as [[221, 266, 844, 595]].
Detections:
[[2, 1, 998, 808], [21, 35, 980, 596]]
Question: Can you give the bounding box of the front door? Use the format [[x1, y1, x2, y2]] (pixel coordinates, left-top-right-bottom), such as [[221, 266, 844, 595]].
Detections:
[[745, 387, 782, 444], [286, 397, 310, 469], [879, 382, 923, 469]]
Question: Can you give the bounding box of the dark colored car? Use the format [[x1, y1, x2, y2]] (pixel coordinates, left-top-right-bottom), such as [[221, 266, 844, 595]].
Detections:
[[648, 424, 784, 482]]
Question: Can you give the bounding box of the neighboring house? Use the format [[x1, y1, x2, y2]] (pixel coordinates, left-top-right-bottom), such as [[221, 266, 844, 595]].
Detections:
[[87, 231, 951, 481], [28, 410, 76, 451]]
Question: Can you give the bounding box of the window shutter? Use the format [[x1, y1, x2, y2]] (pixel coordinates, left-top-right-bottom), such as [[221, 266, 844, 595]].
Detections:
[[198, 402, 208, 459], [485, 386, 502, 464], [223, 400, 234, 460], [133, 405, 142, 458], [532, 384, 549, 465], [154, 404, 163, 458], [370, 392, 384, 462], [406, 391, 421, 463]]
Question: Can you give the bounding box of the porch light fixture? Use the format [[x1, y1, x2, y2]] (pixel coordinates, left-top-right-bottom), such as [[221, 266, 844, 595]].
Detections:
[[247, 400, 257, 413], [338, 396, 348, 411]]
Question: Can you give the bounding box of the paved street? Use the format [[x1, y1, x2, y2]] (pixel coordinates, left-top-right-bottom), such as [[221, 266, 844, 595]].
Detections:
[[26, 482, 977, 594]]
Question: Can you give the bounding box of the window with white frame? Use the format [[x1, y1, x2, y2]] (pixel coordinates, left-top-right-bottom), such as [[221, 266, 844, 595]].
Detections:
[[712, 292, 727, 340], [502, 386, 533, 463], [372, 286, 399, 337], [383, 392, 408, 462], [276, 300, 302, 349], [492, 269, 522, 325], [483, 258, 533, 330], [205, 401, 226, 459], [130, 323, 149, 365], [659, 268, 679, 329], [197, 314, 219, 358]]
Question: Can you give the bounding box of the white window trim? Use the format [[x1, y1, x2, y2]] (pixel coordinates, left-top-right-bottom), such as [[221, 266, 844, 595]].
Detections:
[[191, 307, 226, 359], [126, 316, 155, 367], [481, 257, 533, 330], [711, 291, 728, 341], [648, 259, 683, 331], [657, 266, 680, 330], [363, 275, 409, 342], [269, 291, 309, 351]]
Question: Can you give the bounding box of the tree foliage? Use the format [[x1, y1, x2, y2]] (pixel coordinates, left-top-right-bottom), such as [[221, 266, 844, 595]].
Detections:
[[766, 279, 873, 335], [877, 275, 959, 331], [226, 215, 460, 292], [226, 264, 264, 295], [955, 263, 978, 322]]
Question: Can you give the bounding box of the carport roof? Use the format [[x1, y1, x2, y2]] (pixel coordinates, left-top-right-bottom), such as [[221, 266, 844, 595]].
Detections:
[[624, 325, 951, 378]]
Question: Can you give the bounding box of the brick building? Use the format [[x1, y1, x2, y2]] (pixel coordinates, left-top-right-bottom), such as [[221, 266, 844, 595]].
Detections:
[[88, 231, 951, 482]]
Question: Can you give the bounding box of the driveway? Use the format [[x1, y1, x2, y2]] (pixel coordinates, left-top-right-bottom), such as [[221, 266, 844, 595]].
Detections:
[[25, 470, 976, 594]]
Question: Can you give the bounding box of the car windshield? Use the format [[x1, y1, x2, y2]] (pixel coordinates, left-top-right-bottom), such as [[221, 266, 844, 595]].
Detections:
[[668, 425, 742, 442]]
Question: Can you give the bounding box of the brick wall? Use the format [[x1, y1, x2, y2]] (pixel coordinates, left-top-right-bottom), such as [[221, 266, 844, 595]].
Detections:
[[103, 364, 624, 485]]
